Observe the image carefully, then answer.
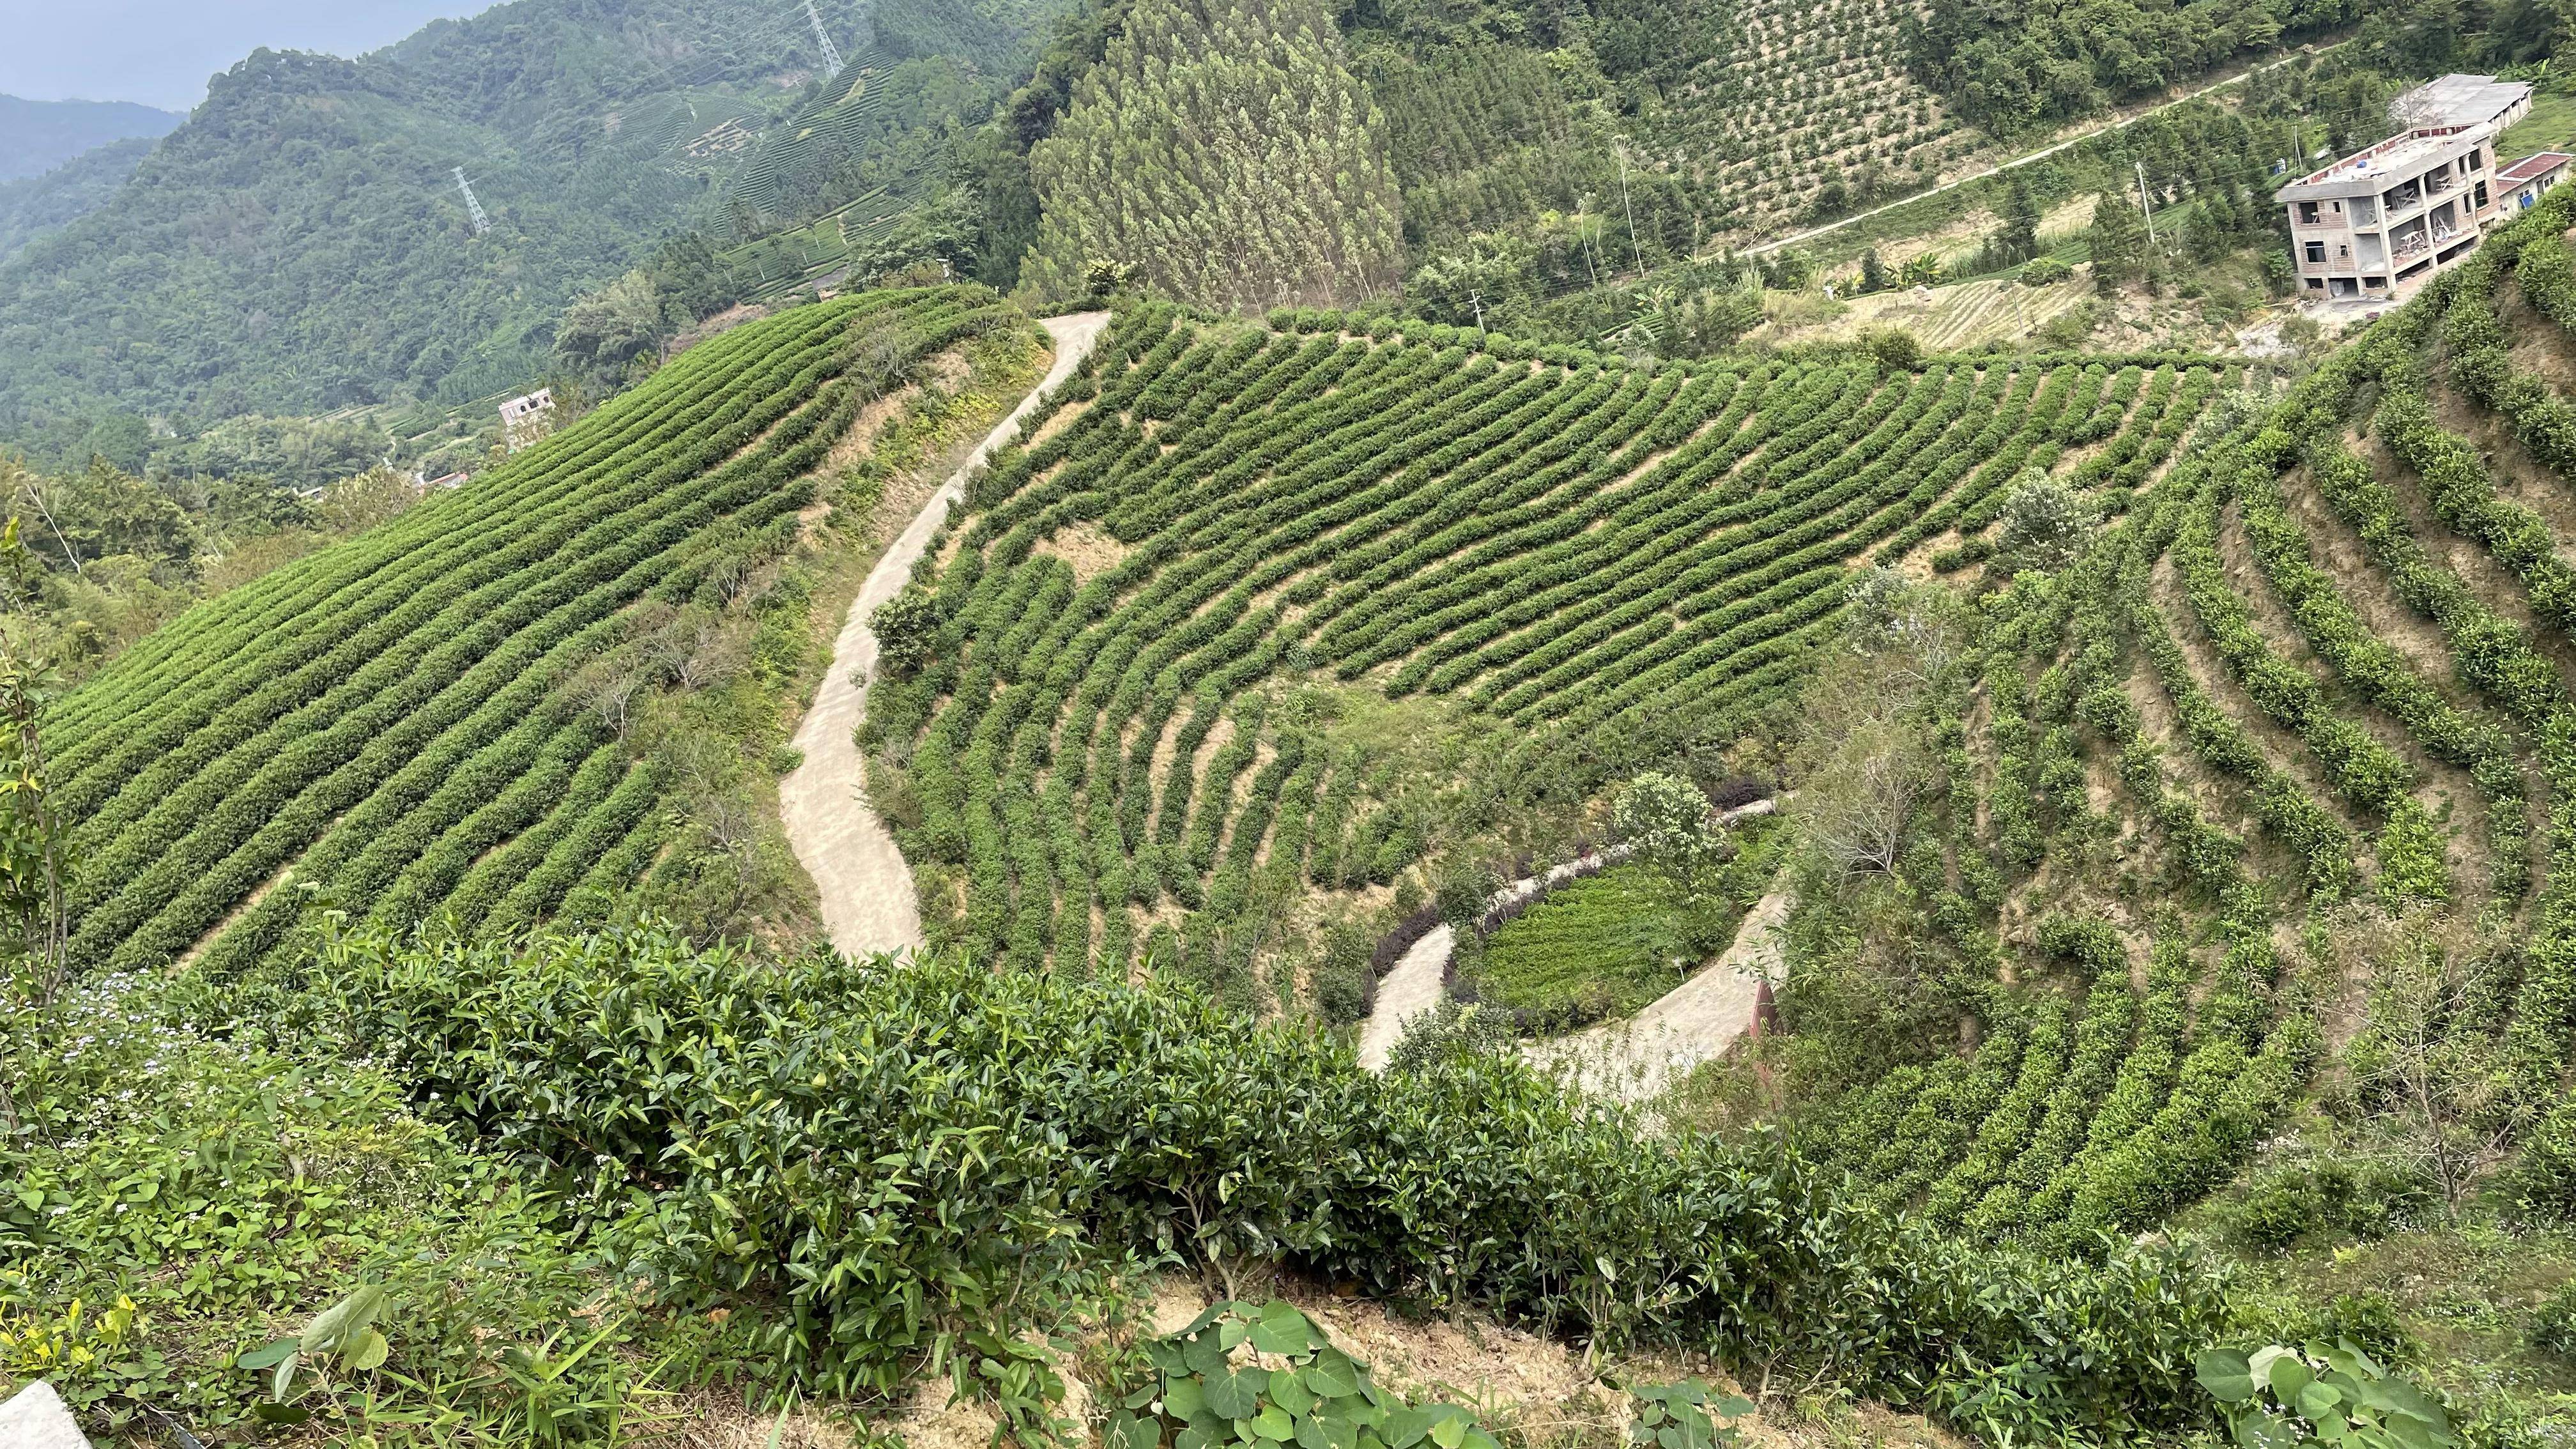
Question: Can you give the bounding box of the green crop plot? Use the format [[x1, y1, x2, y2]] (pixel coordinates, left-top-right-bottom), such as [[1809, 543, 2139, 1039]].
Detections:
[[47, 286, 1024, 979], [866, 303, 2229, 1002]]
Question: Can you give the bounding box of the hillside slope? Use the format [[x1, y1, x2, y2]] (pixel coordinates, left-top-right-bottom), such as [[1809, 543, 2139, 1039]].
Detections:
[[0, 0, 863, 429], [44, 284, 1034, 977], [862, 305, 2227, 1006], [0, 135, 153, 263], [1646, 184, 2576, 1271], [0, 95, 181, 181]]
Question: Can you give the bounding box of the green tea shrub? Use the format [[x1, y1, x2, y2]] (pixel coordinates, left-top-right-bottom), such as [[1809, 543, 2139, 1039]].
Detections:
[[275, 921, 2246, 1441]]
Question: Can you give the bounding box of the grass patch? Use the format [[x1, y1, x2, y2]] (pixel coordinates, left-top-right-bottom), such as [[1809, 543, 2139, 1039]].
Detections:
[[2501, 89, 2576, 162], [1462, 820, 1783, 1031]]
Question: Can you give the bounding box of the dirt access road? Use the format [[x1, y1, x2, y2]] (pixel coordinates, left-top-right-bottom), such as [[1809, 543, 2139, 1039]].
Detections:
[[1745, 43, 2335, 257], [781, 310, 1110, 960], [1358, 801, 1786, 1093]]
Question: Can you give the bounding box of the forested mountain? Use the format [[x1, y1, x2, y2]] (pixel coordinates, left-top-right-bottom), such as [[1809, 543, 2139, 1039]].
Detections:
[[1021, 0, 1405, 309], [927, 0, 1970, 315], [0, 0, 867, 434], [0, 136, 154, 263], [0, 95, 181, 181]]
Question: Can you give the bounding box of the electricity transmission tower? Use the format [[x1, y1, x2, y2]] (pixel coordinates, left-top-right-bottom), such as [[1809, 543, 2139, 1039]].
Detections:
[[805, 0, 844, 73], [454, 167, 492, 236]]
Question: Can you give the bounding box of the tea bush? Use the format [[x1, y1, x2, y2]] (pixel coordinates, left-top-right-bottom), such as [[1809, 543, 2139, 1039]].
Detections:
[[196, 919, 2257, 1445]]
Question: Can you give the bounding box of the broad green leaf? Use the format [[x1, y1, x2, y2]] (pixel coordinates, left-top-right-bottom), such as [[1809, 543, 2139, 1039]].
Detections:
[[1429, 1411, 1469, 1449], [1187, 1336, 1233, 1381], [345, 1327, 389, 1372], [1224, 1320, 1255, 1353], [1178, 1426, 1216, 1449], [302, 1284, 390, 1353], [1168, 1379, 1208, 1421], [236, 1339, 299, 1372], [1307, 1347, 1361, 1399], [1253, 1314, 1315, 1357], [2336, 1338, 2386, 1379], [1382, 1407, 1434, 1449], [2235, 1413, 2300, 1449], [1312, 1410, 1361, 1449], [1252, 1407, 1296, 1441], [270, 1351, 301, 1404], [251, 1402, 311, 1426], [1271, 1369, 1317, 1416], [1179, 1305, 1235, 1339], [2297, 1382, 2344, 1420], [1123, 1385, 1161, 1411], [2267, 1354, 2315, 1406], [1111, 1411, 1163, 1449], [2197, 1350, 2258, 1404], [1207, 1370, 1265, 1420]]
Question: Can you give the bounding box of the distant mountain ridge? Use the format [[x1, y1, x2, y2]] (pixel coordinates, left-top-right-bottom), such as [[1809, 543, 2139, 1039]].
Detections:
[[0, 0, 876, 433], [0, 137, 155, 263], [0, 95, 183, 182]]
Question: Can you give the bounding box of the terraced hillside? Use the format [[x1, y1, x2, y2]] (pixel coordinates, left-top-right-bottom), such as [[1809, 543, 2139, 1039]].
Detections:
[[45, 285, 1031, 978], [1771, 184, 2576, 1255], [865, 306, 2229, 999]]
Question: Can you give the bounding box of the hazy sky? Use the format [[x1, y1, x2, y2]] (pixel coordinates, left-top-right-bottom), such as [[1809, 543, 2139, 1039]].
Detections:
[[0, 1, 499, 112]]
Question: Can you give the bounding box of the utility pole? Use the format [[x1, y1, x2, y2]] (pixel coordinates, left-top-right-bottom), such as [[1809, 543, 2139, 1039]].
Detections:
[[1468, 289, 1485, 335], [454, 166, 491, 236], [805, 0, 845, 74], [2135, 160, 2156, 250], [1616, 138, 1646, 273]]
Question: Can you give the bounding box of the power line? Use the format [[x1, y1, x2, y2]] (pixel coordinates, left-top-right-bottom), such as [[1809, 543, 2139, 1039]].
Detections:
[[454, 167, 493, 235], [806, 0, 845, 76]]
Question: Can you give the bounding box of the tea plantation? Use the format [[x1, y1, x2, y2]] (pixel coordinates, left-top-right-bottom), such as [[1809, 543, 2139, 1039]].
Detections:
[[869, 302, 2228, 995], [42, 286, 1026, 978], [33, 198, 2576, 1447]]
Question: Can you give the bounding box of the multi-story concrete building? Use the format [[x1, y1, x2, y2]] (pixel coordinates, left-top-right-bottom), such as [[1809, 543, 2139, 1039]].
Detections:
[[2271, 74, 2542, 303], [2276, 123, 2505, 301], [500, 387, 558, 453]]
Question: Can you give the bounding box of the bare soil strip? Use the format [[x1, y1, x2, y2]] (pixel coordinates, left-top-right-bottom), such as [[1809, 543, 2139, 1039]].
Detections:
[[781, 311, 1110, 960]]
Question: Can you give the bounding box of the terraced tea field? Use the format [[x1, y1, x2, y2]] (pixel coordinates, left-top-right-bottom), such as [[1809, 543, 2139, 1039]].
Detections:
[[47, 285, 1027, 978], [868, 306, 2230, 993], [1769, 185, 2576, 1249]]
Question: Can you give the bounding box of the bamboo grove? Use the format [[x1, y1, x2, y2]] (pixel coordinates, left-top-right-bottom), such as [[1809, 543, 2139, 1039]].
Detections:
[[41, 286, 1025, 979], [870, 304, 2230, 1002]]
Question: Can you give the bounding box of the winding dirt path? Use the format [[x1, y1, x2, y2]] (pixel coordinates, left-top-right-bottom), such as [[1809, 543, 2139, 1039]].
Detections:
[[1357, 800, 1786, 1083], [1356, 923, 1455, 1071], [781, 310, 1110, 960], [1522, 881, 1789, 1101]]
